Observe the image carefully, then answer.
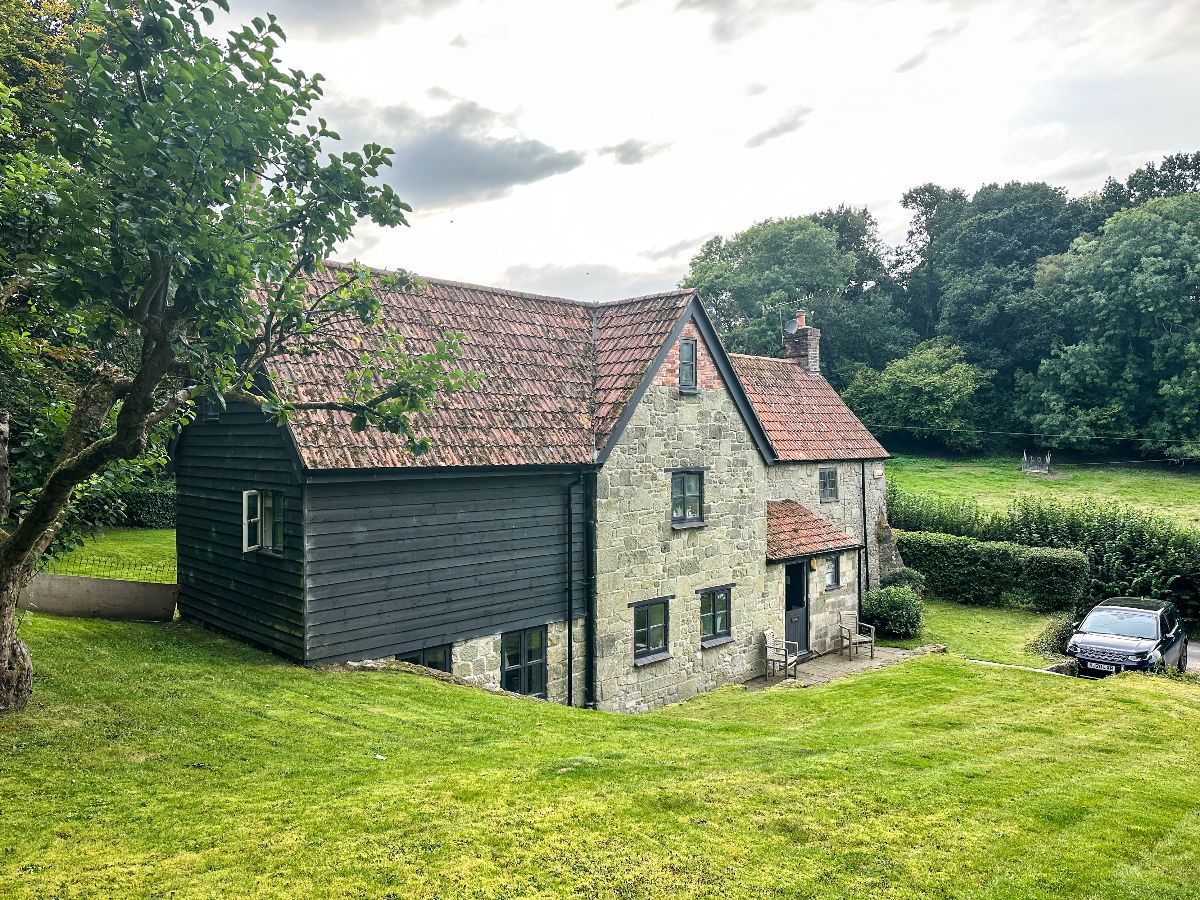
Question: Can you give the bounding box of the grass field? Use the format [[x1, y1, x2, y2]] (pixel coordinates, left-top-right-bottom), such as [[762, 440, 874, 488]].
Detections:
[[41, 528, 176, 583], [881, 599, 1059, 668], [4, 615, 1200, 899], [888, 454, 1200, 529]]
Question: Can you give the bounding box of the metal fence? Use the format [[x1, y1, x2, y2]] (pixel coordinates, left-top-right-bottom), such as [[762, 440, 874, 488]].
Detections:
[[39, 553, 177, 585]]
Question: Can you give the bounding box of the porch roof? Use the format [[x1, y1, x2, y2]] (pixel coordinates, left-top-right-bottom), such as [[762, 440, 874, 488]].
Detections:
[[766, 499, 861, 562]]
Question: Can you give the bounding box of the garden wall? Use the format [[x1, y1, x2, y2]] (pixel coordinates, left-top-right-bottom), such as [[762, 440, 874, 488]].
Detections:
[[19, 574, 177, 621]]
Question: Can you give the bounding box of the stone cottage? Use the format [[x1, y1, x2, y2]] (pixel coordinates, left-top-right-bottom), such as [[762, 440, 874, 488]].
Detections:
[[174, 266, 890, 712]]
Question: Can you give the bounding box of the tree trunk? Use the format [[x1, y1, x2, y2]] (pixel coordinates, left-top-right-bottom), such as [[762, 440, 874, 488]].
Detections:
[[0, 409, 10, 523], [0, 566, 32, 712]]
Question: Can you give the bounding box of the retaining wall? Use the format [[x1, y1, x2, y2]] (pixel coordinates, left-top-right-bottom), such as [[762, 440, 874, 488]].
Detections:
[[19, 574, 177, 621]]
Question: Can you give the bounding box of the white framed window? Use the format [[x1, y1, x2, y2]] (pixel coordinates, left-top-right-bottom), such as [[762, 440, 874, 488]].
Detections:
[[242, 489, 283, 553]]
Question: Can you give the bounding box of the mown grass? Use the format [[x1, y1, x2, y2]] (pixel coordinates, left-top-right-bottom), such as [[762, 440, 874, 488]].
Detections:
[[4, 615, 1200, 899], [42, 528, 176, 583], [881, 599, 1058, 668], [888, 454, 1200, 529]]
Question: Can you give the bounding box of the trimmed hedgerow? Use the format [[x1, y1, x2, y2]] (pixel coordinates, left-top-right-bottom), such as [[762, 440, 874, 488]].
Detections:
[[861, 586, 924, 638], [122, 481, 176, 528], [879, 566, 927, 596], [896, 530, 1089, 611], [888, 484, 1200, 623]]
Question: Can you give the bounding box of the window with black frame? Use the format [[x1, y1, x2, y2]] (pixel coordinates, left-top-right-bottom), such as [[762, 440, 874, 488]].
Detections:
[[825, 554, 841, 589], [500, 626, 547, 697], [699, 586, 731, 642], [671, 470, 703, 526], [396, 644, 451, 673], [633, 598, 669, 660], [819, 467, 838, 503], [678, 338, 697, 392]]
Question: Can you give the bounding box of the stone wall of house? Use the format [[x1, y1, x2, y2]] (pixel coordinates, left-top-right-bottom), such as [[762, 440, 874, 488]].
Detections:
[[593, 323, 776, 713], [766, 461, 888, 588], [765, 548, 860, 655], [452, 617, 586, 706]]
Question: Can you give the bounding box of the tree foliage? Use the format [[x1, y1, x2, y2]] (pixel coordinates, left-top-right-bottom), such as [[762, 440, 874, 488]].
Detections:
[[1016, 193, 1200, 458], [0, 0, 471, 710], [842, 339, 996, 452]]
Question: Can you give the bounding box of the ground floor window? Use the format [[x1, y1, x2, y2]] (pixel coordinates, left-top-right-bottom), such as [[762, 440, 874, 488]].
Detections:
[[396, 644, 451, 673], [242, 488, 283, 553], [825, 554, 841, 589], [699, 586, 731, 641], [633, 597, 670, 660], [501, 626, 547, 698]]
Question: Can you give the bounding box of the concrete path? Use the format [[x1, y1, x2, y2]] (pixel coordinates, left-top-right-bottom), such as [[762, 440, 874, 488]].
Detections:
[[745, 644, 943, 691]]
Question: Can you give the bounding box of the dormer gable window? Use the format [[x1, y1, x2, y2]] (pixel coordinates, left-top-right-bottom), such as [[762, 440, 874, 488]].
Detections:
[[678, 338, 697, 393]]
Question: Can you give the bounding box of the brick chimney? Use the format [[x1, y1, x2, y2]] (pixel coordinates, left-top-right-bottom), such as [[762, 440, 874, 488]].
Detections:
[[783, 311, 820, 373]]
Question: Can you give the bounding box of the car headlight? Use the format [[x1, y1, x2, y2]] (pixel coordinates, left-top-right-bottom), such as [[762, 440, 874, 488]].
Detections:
[[1067, 641, 1079, 653]]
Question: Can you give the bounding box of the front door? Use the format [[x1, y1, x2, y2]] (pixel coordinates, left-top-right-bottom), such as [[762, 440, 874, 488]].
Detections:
[[784, 562, 809, 652]]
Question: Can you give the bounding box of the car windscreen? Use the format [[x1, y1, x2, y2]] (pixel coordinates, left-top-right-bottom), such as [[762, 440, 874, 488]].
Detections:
[[1080, 608, 1159, 640]]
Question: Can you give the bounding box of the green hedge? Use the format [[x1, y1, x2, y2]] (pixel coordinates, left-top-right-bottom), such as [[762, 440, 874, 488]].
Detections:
[[879, 566, 927, 595], [122, 482, 176, 528], [896, 530, 1089, 612], [889, 484, 1200, 622], [861, 586, 924, 638]]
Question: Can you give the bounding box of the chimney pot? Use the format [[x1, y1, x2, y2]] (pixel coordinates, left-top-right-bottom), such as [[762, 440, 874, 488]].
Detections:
[[795, 310, 806, 329]]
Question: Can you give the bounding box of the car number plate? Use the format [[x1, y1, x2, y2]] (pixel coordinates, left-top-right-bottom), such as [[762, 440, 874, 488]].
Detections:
[[1088, 662, 1117, 672]]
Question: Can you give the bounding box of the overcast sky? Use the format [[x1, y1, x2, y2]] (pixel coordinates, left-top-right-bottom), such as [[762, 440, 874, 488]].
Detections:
[[233, 0, 1200, 299]]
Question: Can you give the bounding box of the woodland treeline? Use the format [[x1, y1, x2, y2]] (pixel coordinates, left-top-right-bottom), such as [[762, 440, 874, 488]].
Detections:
[[683, 154, 1200, 459]]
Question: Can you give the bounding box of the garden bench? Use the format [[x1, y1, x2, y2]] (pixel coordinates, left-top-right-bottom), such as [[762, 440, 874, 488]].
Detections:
[[839, 612, 875, 659], [764, 628, 802, 678]]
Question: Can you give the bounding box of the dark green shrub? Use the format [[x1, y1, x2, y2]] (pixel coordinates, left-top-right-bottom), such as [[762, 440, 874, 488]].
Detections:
[[122, 481, 176, 528], [1021, 547, 1089, 613], [1027, 615, 1076, 657], [896, 531, 1020, 605], [880, 566, 927, 596], [888, 484, 1200, 624], [897, 530, 1089, 611], [861, 586, 924, 638]]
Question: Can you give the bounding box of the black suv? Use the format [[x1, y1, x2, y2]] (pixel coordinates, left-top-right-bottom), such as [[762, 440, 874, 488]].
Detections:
[[1067, 598, 1188, 678]]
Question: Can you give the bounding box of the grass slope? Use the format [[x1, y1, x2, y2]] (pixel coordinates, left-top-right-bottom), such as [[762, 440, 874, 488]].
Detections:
[[42, 529, 176, 583], [888, 455, 1200, 530], [4, 615, 1200, 899], [881, 599, 1058, 668]]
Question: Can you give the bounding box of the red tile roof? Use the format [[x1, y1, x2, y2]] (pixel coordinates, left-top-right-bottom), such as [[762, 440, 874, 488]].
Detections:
[[728, 354, 888, 462], [766, 500, 861, 562], [593, 293, 691, 447], [268, 266, 694, 469]]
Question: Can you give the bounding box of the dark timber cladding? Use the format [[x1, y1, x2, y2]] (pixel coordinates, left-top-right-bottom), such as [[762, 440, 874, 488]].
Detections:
[[304, 472, 587, 664], [174, 403, 305, 658]]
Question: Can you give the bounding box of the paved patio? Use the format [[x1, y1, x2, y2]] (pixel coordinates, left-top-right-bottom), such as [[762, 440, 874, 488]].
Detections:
[[745, 644, 944, 691]]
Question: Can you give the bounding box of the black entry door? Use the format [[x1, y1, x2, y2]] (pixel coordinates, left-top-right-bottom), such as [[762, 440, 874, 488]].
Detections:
[[784, 562, 809, 652]]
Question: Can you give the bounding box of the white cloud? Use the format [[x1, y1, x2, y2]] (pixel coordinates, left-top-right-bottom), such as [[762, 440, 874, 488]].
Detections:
[[241, 0, 1200, 293]]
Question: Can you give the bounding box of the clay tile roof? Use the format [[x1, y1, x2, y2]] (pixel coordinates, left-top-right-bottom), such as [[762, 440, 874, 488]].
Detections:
[[268, 266, 692, 470], [593, 290, 693, 447], [728, 354, 888, 462], [766, 500, 861, 562]]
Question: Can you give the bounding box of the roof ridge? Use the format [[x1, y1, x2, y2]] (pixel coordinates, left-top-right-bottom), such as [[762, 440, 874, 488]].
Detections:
[[321, 259, 694, 309]]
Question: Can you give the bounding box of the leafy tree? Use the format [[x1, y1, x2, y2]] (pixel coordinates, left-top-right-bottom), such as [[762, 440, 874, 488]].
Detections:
[[1016, 193, 1200, 458], [682, 217, 853, 357], [809, 205, 895, 299], [0, 0, 471, 712], [0, 0, 79, 149], [681, 216, 915, 386], [843, 339, 997, 453], [1094, 151, 1200, 221], [893, 183, 968, 341], [934, 181, 1089, 382]]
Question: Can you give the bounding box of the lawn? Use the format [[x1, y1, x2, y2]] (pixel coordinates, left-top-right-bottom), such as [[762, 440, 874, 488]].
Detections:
[[40, 528, 176, 583], [4, 615, 1200, 899], [888, 454, 1200, 530], [881, 599, 1059, 668]]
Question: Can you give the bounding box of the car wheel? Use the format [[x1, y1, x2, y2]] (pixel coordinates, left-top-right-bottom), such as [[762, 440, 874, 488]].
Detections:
[[1180, 642, 1188, 673]]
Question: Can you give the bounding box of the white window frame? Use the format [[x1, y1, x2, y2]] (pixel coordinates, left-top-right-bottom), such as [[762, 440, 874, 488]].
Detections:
[[242, 490, 263, 552]]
